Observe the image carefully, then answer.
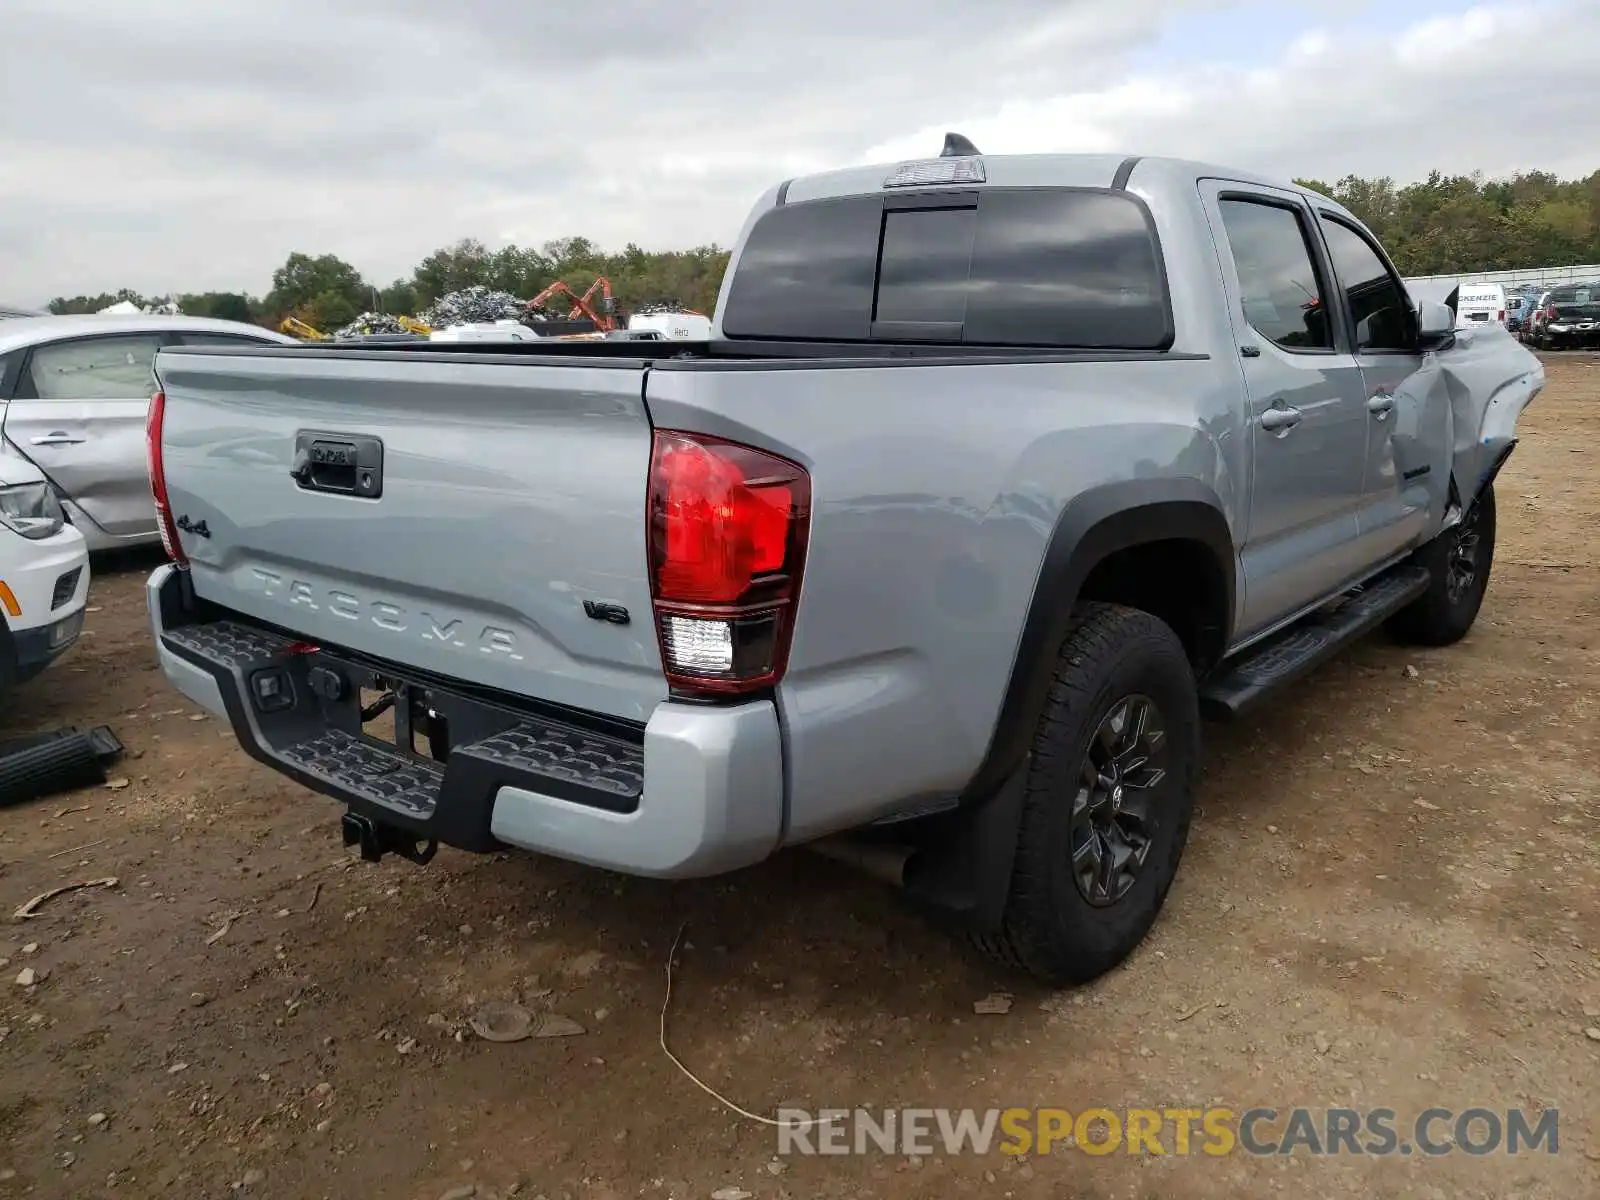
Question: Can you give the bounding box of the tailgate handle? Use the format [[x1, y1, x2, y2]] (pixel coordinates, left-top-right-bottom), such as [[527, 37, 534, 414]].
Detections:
[[291, 433, 384, 499]]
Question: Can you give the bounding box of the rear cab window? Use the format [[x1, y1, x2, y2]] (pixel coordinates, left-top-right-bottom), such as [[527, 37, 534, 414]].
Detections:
[[721, 188, 1173, 350], [1550, 286, 1599, 316]]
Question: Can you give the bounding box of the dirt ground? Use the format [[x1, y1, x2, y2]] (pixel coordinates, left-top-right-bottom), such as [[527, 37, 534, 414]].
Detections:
[[1, 358, 1596, 1200]]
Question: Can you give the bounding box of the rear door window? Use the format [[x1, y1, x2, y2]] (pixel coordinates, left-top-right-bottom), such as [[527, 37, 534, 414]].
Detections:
[[1216, 199, 1334, 351], [18, 334, 164, 400], [722, 188, 1172, 350]]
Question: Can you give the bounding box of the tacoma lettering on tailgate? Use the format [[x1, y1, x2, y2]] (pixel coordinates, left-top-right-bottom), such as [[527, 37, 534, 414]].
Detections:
[[248, 568, 523, 660]]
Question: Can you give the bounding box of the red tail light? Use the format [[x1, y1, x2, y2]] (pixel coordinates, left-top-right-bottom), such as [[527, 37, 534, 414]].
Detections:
[[647, 430, 811, 697], [1496, 310, 1504, 323], [145, 391, 189, 568]]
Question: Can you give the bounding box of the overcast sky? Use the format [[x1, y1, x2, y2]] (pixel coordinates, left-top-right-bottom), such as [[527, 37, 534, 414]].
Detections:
[[3, 0, 1595, 304]]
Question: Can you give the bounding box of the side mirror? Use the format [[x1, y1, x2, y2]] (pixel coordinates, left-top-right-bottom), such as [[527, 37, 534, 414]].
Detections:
[[1416, 300, 1455, 350]]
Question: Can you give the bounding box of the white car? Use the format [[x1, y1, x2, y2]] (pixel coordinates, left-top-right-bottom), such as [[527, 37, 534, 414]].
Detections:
[[0, 444, 88, 692], [0, 314, 296, 551]]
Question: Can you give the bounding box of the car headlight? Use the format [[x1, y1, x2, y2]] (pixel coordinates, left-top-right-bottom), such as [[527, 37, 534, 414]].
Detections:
[[0, 483, 65, 539]]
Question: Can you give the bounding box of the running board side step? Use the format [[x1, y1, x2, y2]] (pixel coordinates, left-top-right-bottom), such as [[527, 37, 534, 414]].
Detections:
[[1199, 564, 1431, 721]]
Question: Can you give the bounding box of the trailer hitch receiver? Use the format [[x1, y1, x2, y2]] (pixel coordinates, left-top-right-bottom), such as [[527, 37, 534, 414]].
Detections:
[[341, 811, 438, 865]]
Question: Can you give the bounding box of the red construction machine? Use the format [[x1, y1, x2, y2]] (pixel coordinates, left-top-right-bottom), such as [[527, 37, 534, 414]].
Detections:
[[525, 277, 619, 333]]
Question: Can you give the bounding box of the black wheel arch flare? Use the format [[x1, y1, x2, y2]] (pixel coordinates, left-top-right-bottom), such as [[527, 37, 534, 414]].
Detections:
[[961, 478, 1236, 807]]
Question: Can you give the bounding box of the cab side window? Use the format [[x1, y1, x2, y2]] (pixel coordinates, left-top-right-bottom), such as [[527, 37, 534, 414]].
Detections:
[[1318, 217, 1413, 352], [1217, 199, 1333, 351]]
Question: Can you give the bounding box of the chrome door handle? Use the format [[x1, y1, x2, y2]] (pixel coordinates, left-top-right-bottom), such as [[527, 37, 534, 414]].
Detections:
[[1367, 392, 1394, 420], [1260, 405, 1303, 433], [31, 433, 85, 446]]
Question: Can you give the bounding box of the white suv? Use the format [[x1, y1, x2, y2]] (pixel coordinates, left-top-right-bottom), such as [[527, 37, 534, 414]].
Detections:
[[0, 445, 88, 692]]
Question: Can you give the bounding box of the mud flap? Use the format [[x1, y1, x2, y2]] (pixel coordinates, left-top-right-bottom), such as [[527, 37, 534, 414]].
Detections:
[[900, 761, 1030, 933]]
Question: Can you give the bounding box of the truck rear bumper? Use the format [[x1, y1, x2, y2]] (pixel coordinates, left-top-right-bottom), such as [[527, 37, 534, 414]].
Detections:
[[146, 564, 784, 878]]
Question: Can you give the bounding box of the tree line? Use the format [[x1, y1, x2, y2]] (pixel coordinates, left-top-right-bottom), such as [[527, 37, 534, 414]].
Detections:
[[1294, 169, 1600, 278], [47, 237, 732, 332], [47, 167, 1600, 327]]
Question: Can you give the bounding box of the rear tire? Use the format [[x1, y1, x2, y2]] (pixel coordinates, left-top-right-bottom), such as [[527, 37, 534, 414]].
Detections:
[[1388, 481, 1497, 647], [972, 603, 1199, 987]]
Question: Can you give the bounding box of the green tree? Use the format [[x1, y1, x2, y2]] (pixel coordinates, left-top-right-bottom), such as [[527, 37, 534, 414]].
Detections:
[[266, 252, 369, 320], [48, 287, 149, 314], [378, 279, 418, 315], [411, 239, 495, 305], [405, 236, 731, 319], [177, 292, 256, 322], [305, 289, 359, 332]]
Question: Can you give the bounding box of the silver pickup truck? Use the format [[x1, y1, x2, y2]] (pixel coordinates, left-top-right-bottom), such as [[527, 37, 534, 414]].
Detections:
[[146, 140, 1543, 985]]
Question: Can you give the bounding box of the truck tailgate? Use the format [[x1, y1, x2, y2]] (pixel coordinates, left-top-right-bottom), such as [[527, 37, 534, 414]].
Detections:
[[153, 349, 667, 724]]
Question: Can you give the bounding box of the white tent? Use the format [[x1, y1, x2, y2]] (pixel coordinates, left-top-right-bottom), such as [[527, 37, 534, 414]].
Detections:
[[97, 299, 142, 315]]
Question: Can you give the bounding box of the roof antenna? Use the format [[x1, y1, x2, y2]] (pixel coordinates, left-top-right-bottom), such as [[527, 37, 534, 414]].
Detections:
[[941, 132, 981, 158]]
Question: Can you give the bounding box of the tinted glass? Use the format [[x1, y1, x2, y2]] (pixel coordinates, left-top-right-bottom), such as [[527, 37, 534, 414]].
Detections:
[[722, 189, 1171, 349], [1318, 217, 1412, 351], [720, 198, 881, 340], [875, 207, 976, 326], [1218, 200, 1332, 351], [962, 190, 1169, 348], [24, 334, 164, 400], [1549, 285, 1600, 315]]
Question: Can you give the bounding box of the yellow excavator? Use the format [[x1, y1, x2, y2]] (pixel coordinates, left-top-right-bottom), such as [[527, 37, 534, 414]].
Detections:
[[279, 314, 432, 339], [278, 315, 329, 341]]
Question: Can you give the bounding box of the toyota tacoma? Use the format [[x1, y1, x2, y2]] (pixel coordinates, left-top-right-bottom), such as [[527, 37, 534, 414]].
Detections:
[[143, 140, 1543, 985]]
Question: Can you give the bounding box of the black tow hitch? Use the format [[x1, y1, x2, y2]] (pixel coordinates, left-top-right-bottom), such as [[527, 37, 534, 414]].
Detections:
[[341, 811, 438, 865]]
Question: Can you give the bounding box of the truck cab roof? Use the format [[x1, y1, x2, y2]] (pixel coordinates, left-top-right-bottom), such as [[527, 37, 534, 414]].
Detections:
[[775, 151, 1355, 221]]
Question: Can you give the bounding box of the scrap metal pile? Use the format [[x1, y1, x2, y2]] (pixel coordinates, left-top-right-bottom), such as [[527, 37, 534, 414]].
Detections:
[[419, 286, 527, 328], [322, 282, 637, 342], [334, 312, 406, 338]]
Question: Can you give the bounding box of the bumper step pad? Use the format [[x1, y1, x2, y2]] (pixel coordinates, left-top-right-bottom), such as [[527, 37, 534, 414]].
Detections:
[[161, 619, 644, 848], [277, 729, 444, 819]]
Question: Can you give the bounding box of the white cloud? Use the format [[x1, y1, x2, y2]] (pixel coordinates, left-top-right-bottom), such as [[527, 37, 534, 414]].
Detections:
[[1394, 5, 1505, 67], [873, 1, 1596, 188], [1287, 30, 1331, 61], [0, 0, 1593, 304]]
